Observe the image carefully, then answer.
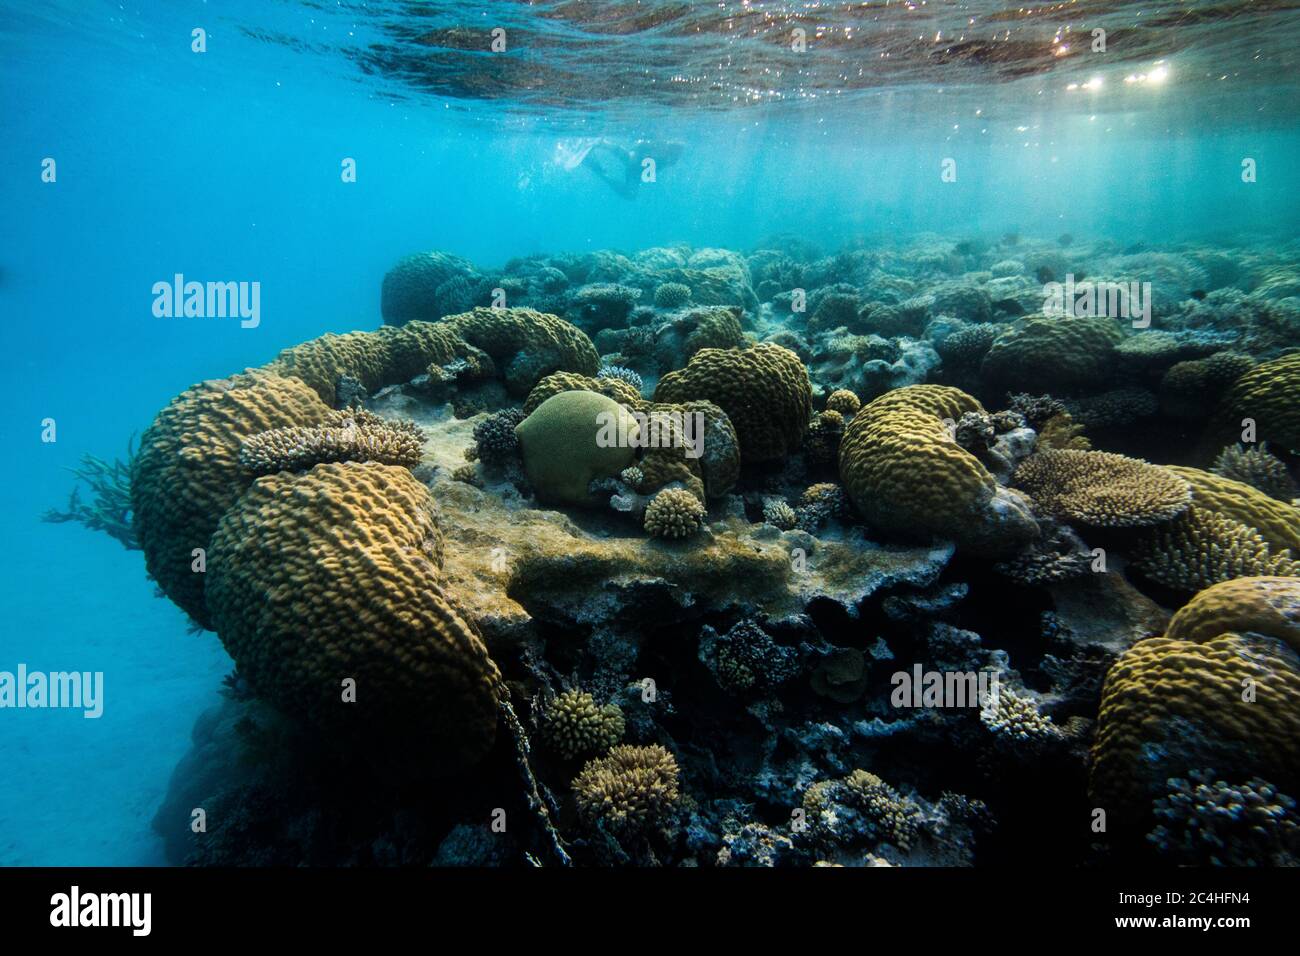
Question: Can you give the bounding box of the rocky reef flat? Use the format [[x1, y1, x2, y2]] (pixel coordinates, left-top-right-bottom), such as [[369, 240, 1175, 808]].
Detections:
[[54, 232, 1300, 867]]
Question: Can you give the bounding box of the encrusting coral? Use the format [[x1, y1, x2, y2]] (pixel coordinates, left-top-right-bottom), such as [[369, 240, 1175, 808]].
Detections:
[[239, 408, 424, 475], [1013, 449, 1191, 528], [572, 744, 681, 835], [205, 461, 503, 773], [542, 690, 625, 761]]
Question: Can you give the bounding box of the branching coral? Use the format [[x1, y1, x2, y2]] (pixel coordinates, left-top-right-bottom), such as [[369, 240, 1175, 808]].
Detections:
[[1131, 507, 1300, 593], [1211, 443, 1297, 502], [1013, 449, 1191, 528], [1148, 770, 1300, 866], [572, 744, 681, 835], [644, 487, 707, 539], [43, 438, 139, 550], [469, 408, 527, 466], [1166, 466, 1300, 553], [542, 690, 625, 760], [239, 409, 424, 475]]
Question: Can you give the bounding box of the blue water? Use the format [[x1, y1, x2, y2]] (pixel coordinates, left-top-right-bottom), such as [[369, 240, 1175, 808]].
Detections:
[[2, 0, 1299, 864]]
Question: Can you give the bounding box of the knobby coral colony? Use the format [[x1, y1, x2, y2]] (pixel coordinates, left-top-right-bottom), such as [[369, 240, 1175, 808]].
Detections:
[[57, 234, 1300, 868]]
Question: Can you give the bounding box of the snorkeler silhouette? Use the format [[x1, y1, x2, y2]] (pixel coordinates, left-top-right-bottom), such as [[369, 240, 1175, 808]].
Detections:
[[556, 138, 684, 199]]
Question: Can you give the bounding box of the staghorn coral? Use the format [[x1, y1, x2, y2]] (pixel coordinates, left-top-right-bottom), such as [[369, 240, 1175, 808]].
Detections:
[[1089, 626, 1300, 818], [1166, 466, 1300, 554], [239, 409, 424, 475], [654, 343, 812, 463], [470, 407, 528, 466], [43, 440, 139, 551], [444, 306, 600, 396], [1012, 449, 1191, 528], [1211, 443, 1297, 502], [542, 690, 625, 760], [824, 389, 861, 418], [1148, 770, 1300, 866], [981, 316, 1123, 393], [515, 391, 640, 507], [644, 487, 707, 539], [1163, 576, 1300, 651], [131, 370, 333, 628], [572, 744, 681, 835], [1131, 507, 1300, 593], [837, 385, 1038, 555], [1215, 352, 1300, 453], [205, 461, 502, 773]]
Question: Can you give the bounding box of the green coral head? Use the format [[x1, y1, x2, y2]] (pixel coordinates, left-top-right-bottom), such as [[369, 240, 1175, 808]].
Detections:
[[514, 390, 641, 507]]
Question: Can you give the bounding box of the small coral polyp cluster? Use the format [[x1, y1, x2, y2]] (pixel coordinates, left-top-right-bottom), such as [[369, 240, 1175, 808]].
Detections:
[[115, 234, 1300, 867]]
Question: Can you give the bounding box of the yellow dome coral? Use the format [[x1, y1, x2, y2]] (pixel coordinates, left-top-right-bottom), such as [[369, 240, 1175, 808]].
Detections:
[[1165, 576, 1300, 651], [573, 744, 681, 834], [1216, 353, 1300, 453], [654, 343, 812, 463], [1166, 465, 1300, 554], [838, 385, 1038, 555], [444, 306, 600, 395], [1013, 449, 1191, 527], [1089, 629, 1300, 818], [523, 371, 644, 416], [131, 369, 332, 628], [981, 315, 1124, 392], [205, 461, 501, 773]]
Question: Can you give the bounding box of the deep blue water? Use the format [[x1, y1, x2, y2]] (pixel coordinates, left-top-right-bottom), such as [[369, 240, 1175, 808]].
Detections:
[[2, 0, 1299, 864]]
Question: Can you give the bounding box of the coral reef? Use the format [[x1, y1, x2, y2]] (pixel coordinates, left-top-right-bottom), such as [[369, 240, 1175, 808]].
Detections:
[[1013, 450, 1191, 528]]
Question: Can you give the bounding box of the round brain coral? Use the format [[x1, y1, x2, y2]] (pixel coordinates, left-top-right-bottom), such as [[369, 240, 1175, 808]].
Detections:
[[1165, 576, 1300, 651], [542, 690, 625, 760], [515, 390, 640, 507], [131, 369, 333, 628], [653, 343, 812, 463], [205, 461, 501, 773], [981, 315, 1124, 393], [824, 389, 861, 418], [1013, 449, 1191, 528], [644, 487, 708, 539], [573, 744, 681, 834], [1216, 353, 1300, 453], [444, 307, 600, 395], [837, 385, 1038, 555], [1089, 628, 1300, 820]]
